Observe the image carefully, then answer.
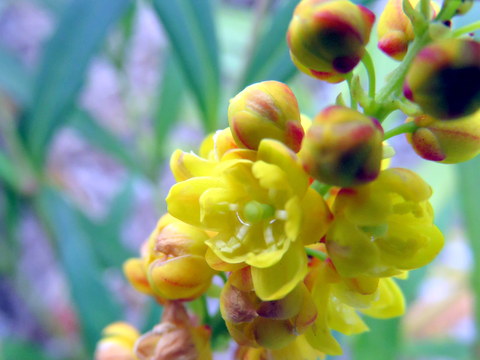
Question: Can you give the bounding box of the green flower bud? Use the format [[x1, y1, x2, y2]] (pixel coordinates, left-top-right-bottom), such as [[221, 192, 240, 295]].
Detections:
[[406, 110, 480, 163], [403, 38, 480, 120], [299, 106, 384, 187]]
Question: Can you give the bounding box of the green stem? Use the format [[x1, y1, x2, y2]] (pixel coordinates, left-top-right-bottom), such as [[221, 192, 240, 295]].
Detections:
[[219, 272, 228, 283], [200, 295, 211, 325], [305, 247, 327, 261], [345, 73, 357, 109], [383, 121, 418, 140], [420, 0, 430, 19], [372, 32, 430, 121], [452, 21, 480, 37], [361, 51, 376, 99], [311, 180, 331, 196]]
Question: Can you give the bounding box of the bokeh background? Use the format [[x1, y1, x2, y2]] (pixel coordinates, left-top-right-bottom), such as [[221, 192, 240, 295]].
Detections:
[[0, 0, 479, 359]]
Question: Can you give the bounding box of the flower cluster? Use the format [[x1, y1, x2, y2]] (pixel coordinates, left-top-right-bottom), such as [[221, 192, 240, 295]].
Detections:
[[96, 0, 479, 358]]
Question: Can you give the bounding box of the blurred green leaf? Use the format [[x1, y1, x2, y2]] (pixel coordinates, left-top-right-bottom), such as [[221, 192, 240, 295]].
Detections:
[[76, 179, 135, 268], [69, 109, 138, 172], [0, 152, 20, 192], [152, 55, 185, 165], [1, 338, 52, 360], [0, 46, 32, 105], [352, 317, 402, 360], [403, 339, 470, 360], [239, 0, 299, 88], [36, 187, 123, 355], [457, 156, 480, 356], [19, 0, 132, 167], [152, 0, 220, 132]]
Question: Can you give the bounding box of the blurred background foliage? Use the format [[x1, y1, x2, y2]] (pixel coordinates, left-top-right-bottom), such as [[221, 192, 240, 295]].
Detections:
[[0, 0, 478, 359]]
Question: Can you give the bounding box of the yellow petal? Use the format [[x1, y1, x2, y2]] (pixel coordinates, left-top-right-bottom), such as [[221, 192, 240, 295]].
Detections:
[[170, 150, 215, 182], [257, 139, 309, 196], [251, 243, 308, 301], [166, 177, 222, 228], [361, 278, 405, 318]]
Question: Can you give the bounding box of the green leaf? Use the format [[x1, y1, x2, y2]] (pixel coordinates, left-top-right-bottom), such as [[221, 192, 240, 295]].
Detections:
[[239, 0, 300, 88], [36, 187, 123, 355], [0, 152, 20, 192], [403, 340, 470, 359], [0, 45, 32, 105], [1, 338, 52, 360], [457, 156, 480, 354], [69, 109, 138, 172], [352, 317, 402, 360], [75, 179, 135, 269], [19, 0, 132, 167], [152, 55, 185, 165], [152, 0, 220, 132]]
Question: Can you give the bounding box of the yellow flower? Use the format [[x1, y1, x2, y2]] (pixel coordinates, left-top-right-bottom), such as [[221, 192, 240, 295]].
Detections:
[[377, 0, 438, 61], [299, 106, 384, 187], [167, 138, 332, 300], [288, 0, 375, 75], [326, 168, 444, 278], [134, 301, 212, 360], [221, 267, 318, 350], [228, 81, 304, 152], [406, 110, 480, 163], [235, 335, 326, 360], [124, 214, 216, 301], [95, 322, 140, 360]]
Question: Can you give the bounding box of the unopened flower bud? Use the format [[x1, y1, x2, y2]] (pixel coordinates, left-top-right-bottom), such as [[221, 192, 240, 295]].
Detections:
[[147, 215, 216, 300], [125, 214, 216, 301], [220, 268, 317, 350], [403, 38, 480, 120], [95, 322, 140, 360], [228, 81, 304, 152], [300, 106, 383, 187], [287, 0, 375, 75], [291, 52, 345, 84], [406, 111, 480, 163], [377, 0, 438, 60], [134, 302, 212, 360]]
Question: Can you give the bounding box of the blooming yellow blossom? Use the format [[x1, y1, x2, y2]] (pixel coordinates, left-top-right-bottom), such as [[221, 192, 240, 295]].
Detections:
[[167, 138, 332, 300], [95, 322, 140, 360], [326, 168, 444, 278]]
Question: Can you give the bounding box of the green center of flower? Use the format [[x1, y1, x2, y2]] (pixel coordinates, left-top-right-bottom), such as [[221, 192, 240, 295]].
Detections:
[[243, 201, 275, 223]]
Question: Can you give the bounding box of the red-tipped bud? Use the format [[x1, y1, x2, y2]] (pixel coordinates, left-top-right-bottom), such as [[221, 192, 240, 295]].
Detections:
[[228, 81, 304, 152], [287, 0, 375, 76], [403, 38, 480, 120], [406, 111, 480, 163], [300, 106, 383, 187]]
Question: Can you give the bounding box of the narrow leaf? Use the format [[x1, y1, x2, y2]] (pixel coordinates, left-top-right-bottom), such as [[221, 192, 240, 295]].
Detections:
[[240, 0, 300, 88], [152, 0, 220, 131], [0, 152, 20, 192], [19, 0, 132, 166], [152, 55, 185, 164], [457, 156, 480, 356], [69, 109, 138, 172], [352, 317, 402, 360], [36, 187, 123, 355], [0, 46, 32, 105]]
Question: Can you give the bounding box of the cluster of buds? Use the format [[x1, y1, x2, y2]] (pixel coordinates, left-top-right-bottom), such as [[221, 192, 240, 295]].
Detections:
[[97, 0, 479, 358]]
